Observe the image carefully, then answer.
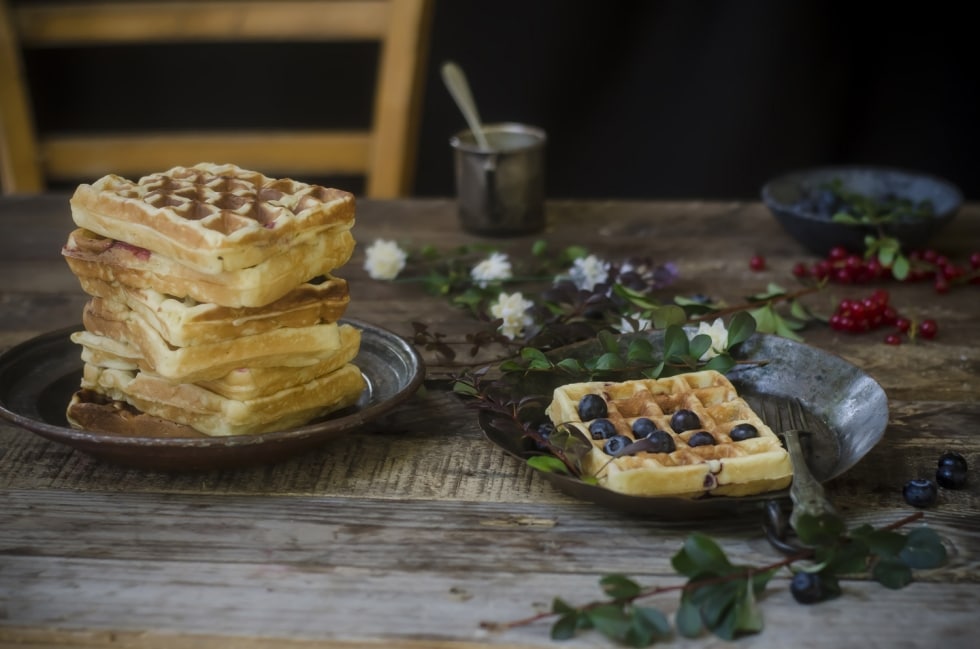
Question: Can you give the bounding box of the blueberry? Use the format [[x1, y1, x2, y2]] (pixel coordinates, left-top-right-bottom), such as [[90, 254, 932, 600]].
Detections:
[[645, 430, 676, 454], [903, 478, 938, 508], [604, 435, 632, 456], [631, 417, 657, 438], [533, 422, 554, 450], [578, 394, 607, 420], [938, 451, 968, 473], [589, 419, 617, 440], [670, 409, 701, 433], [687, 431, 716, 447], [936, 465, 968, 489], [729, 423, 758, 441], [790, 571, 827, 605]]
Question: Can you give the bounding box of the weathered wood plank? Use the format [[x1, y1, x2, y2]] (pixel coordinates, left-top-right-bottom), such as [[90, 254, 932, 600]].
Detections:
[[1, 555, 975, 649]]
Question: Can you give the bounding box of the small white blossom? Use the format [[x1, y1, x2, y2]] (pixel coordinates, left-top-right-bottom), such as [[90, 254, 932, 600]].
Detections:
[[363, 239, 407, 280], [470, 252, 513, 288], [567, 254, 609, 291], [618, 314, 652, 333], [490, 291, 534, 340], [689, 317, 728, 360]]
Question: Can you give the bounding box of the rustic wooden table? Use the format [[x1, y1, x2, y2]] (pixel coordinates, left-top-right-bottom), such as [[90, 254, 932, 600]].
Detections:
[[1, 195, 977, 648]]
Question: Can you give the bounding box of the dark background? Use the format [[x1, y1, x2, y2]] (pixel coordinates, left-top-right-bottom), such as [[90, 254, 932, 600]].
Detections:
[[25, 0, 980, 200]]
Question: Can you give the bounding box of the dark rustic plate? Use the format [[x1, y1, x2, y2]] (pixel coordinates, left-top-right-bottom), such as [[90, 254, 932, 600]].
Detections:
[[0, 319, 424, 471], [479, 331, 888, 519]]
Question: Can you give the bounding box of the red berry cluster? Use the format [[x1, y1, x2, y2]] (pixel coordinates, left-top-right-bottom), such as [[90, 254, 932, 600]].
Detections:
[[828, 289, 938, 344], [793, 246, 980, 293]]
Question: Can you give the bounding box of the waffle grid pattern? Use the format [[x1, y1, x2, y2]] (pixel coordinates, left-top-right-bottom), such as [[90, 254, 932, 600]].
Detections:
[[546, 371, 793, 497]]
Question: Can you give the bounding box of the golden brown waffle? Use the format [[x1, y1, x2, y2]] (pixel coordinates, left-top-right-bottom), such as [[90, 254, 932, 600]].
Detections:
[[78, 362, 366, 437], [77, 301, 353, 382], [63, 227, 355, 308], [79, 324, 362, 402], [67, 389, 208, 439], [70, 163, 355, 275], [545, 370, 792, 498], [76, 274, 350, 347]]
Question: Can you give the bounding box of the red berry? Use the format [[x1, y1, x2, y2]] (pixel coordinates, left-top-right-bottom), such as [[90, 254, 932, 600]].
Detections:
[[885, 333, 903, 345], [828, 246, 849, 261], [871, 289, 890, 305], [934, 277, 949, 294], [970, 252, 980, 269], [896, 317, 912, 333], [749, 255, 766, 271], [918, 319, 939, 339], [792, 262, 809, 278]]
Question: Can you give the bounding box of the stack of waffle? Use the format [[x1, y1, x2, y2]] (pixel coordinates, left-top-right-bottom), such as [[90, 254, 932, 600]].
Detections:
[[61, 163, 367, 437], [546, 370, 793, 498]]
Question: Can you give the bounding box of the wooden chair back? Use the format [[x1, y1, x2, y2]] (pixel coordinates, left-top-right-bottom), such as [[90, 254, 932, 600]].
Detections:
[[0, 0, 433, 197]]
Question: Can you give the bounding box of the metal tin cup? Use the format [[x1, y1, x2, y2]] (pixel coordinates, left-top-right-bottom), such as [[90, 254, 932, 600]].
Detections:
[[450, 123, 546, 236]]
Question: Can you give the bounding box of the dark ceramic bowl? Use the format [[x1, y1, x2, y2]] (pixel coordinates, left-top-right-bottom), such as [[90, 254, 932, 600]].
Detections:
[[761, 166, 962, 256]]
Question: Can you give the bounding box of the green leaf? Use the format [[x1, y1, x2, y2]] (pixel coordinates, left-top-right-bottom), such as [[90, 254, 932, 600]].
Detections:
[[597, 329, 620, 354], [688, 333, 711, 361], [704, 354, 735, 374], [556, 358, 585, 374], [675, 596, 704, 638], [586, 604, 632, 641], [552, 597, 576, 614], [600, 574, 642, 600], [526, 456, 570, 474], [900, 527, 948, 569], [551, 612, 581, 640], [891, 254, 910, 280], [627, 338, 655, 362], [873, 557, 913, 589], [832, 212, 862, 224], [451, 381, 479, 397], [864, 529, 908, 558], [733, 576, 765, 635], [794, 512, 846, 547], [749, 305, 777, 334], [595, 352, 626, 371], [651, 304, 687, 328], [520, 347, 549, 364], [632, 606, 671, 637], [672, 533, 733, 576], [820, 539, 870, 575], [663, 325, 692, 360], [499, 360, 526, 373], [531, 239, 548, 256], [727, 311, 756, 346], [773, 315, 805, 342]]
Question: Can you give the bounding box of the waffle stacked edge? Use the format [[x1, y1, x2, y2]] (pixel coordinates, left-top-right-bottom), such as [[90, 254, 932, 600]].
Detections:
[[545, 370, 793, 498], [62, 163, 366, 437]]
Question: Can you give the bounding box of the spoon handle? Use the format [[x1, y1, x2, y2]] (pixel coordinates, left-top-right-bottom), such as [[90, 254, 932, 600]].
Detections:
[[783, 428, 838, 530], [441, 61, 490, 151]]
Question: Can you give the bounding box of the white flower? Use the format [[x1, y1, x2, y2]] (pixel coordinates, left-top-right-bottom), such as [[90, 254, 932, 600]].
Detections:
[[567, 254, 609, 291], [618, 314, 652, 333], [489, 291, 534, 340], [689, 318, 728, 360], [470, 252, 512, 288], [363, 239, 407, 280]]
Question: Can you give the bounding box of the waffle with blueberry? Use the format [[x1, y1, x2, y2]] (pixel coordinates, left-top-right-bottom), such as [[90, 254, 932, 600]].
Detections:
[[545, 370, 793, 498]]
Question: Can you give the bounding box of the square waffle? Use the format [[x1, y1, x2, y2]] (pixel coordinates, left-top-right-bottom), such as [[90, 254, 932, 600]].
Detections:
[[69, 163, 355, 275], [77, 324, 362, 402], [75, 362, 366, 437], [75, 274, 350, 347], [63, 226, 355, 308], [545, 370, 792, 498]]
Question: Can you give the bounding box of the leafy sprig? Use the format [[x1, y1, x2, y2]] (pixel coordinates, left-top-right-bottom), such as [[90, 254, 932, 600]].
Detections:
[[481, 512, 946, 646]]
